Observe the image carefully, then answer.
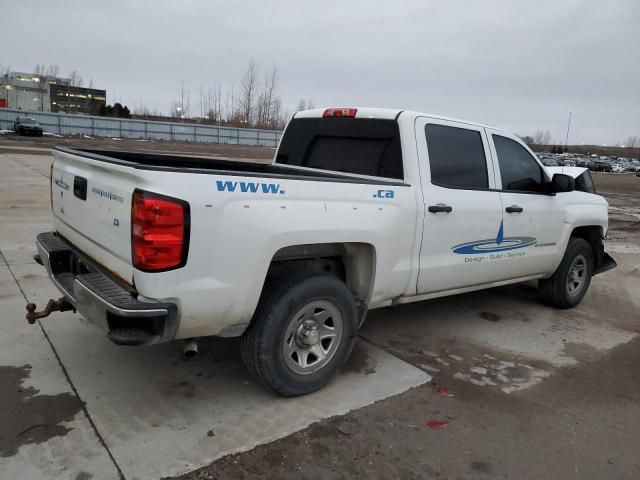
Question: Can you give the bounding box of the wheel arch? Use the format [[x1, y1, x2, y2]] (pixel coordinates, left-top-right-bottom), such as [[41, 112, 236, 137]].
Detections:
[[570, 225, 604, 269], [267, 242, 376, 303]]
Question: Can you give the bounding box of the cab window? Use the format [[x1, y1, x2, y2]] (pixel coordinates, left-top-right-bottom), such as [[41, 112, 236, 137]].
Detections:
[[493, 135, 545, 192]]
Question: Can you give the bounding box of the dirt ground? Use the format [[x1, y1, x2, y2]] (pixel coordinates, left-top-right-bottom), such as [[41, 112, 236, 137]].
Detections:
[[173, 173, 640, 480]]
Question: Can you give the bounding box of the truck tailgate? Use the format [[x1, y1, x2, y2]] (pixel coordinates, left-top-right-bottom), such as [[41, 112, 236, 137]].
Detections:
[[51, 149, 137, 284]]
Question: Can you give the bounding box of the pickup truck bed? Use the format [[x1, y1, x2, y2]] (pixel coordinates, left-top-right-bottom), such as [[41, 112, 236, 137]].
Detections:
[[63, 147, 407, 186]]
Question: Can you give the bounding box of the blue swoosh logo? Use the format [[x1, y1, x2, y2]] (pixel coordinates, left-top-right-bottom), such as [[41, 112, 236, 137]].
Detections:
[[452, 220, 536, 254]]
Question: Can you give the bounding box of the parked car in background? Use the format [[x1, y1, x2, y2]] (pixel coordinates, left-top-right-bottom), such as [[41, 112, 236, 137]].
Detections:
[[576, 159, 590, 168], [13, 117, 44, 137], [611, 164, 624, 173], [541, 157, 558, 166], [589, 161, 612, 173]]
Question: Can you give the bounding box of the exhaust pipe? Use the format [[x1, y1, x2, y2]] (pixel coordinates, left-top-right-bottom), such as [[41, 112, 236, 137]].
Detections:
[[182, 339, 198, 359]]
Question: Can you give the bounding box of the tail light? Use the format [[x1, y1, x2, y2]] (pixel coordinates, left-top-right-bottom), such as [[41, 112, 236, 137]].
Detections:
[[323, 108, 357, 118], [132, 190, 189, 272]]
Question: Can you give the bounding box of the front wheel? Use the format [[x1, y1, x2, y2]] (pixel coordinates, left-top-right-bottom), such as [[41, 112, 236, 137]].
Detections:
[[241, 271, 358, 396], [539, 237, 593, 309]]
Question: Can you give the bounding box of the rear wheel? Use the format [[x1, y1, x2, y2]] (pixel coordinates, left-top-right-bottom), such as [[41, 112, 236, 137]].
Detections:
[[539, 237, 593, 309], [241, 271, 358, 396]]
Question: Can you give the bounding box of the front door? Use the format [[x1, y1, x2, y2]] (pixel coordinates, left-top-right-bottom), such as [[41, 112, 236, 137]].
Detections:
[[486, 129, 565, 279]]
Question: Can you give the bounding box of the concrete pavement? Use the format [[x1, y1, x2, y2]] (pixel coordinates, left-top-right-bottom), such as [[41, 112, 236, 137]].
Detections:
[[0, 152, 430, 479]]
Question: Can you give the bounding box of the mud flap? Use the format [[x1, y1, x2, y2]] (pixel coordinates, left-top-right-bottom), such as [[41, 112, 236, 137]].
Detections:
[[593, 251, 617, 275]]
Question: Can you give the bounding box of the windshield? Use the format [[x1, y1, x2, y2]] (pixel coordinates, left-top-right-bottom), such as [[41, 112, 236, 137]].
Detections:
[[19, 118, 37, 124]]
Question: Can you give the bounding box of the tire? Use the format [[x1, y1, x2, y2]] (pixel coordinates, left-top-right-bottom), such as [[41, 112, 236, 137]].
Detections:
[[539, 237, 593, 309], [241, 271, 358, 396]]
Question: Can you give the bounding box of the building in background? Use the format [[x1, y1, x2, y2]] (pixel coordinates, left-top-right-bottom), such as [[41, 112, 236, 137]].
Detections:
[[0, 71, 106, 115], [49, 84, 106, 114], [1, 71, 58, 112]]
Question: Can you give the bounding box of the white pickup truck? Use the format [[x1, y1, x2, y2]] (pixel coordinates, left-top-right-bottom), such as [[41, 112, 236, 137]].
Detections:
[[29, 107, 616, 396]]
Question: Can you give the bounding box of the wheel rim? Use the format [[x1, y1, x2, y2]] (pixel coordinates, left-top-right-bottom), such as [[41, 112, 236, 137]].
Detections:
[[282, 300, 343, 375], [566, 254, 587, 297]]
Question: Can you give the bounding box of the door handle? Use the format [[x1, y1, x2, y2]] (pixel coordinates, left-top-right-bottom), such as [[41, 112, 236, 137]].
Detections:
[[505, 205, 523, 213], [428, 204, 453, 213]]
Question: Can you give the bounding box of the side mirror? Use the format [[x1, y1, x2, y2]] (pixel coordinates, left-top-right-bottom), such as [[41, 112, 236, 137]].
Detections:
[[548, 173, 575, 194]]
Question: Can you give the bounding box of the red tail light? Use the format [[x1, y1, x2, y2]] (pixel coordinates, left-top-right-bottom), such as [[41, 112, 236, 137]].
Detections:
[[132, 190, 189, 272], [323, 108, 357, 118]]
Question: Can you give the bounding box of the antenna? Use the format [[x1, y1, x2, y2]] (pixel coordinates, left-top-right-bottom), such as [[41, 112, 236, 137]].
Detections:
[[564, 111, 572, 150]]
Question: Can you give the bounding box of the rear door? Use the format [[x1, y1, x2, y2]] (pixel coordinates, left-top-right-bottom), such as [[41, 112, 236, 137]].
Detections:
[[486, 129, 565, 277], [416, 117, 504, 294]]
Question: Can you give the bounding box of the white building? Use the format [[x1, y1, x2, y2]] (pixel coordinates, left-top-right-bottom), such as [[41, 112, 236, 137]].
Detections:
[[1, 71, 71, 112]]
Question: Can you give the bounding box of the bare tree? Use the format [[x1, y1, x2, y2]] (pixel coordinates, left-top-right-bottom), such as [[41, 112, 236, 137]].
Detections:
[[68, 70, 83, 87], [271, 98, 287, 129], [237, 60, 257, 125], [296, 99, 306, 111], [306, 99, 315, 110], [626, 135, 639, 159], [255, 68, 279, 128], [47, 64, 60, 79], [208, 83, 223, 124], [32, 64, 60, 111], [199, 84, 208, 118], [34, 64, 47, 111], [532, 129, 551, 146]]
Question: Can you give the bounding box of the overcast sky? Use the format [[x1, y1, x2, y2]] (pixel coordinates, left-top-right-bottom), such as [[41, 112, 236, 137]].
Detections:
[[2, 0, 639, 145]]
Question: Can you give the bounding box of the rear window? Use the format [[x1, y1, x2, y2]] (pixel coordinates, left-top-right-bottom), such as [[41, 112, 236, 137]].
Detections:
[[275, 118, 403, 179]]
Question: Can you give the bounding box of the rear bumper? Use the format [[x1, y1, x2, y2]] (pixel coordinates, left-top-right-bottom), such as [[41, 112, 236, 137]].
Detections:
[[36, 231, 178, 346]]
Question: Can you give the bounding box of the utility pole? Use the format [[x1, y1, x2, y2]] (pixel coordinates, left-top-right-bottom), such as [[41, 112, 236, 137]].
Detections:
[[564, 111, 572, 151]]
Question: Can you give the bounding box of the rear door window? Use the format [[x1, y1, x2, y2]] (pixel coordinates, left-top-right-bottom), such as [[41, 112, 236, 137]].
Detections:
[[424, 124, 489, 189], [276, 118, 403, 179]]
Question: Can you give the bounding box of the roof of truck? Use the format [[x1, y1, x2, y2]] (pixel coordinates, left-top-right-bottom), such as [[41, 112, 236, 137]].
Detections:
[[293, 107, 510, 134]]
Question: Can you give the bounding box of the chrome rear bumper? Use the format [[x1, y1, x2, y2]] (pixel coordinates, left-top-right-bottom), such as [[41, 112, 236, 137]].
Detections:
[[35, 231, 178, 345]]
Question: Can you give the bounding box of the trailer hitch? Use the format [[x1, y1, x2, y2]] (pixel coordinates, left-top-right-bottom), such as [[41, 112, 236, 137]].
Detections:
[[26, 298, 75, 324]]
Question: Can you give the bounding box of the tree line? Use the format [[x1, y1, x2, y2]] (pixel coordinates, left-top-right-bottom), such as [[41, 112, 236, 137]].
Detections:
[[164, 60, 314, 130], [521, 129, 639, 158]]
